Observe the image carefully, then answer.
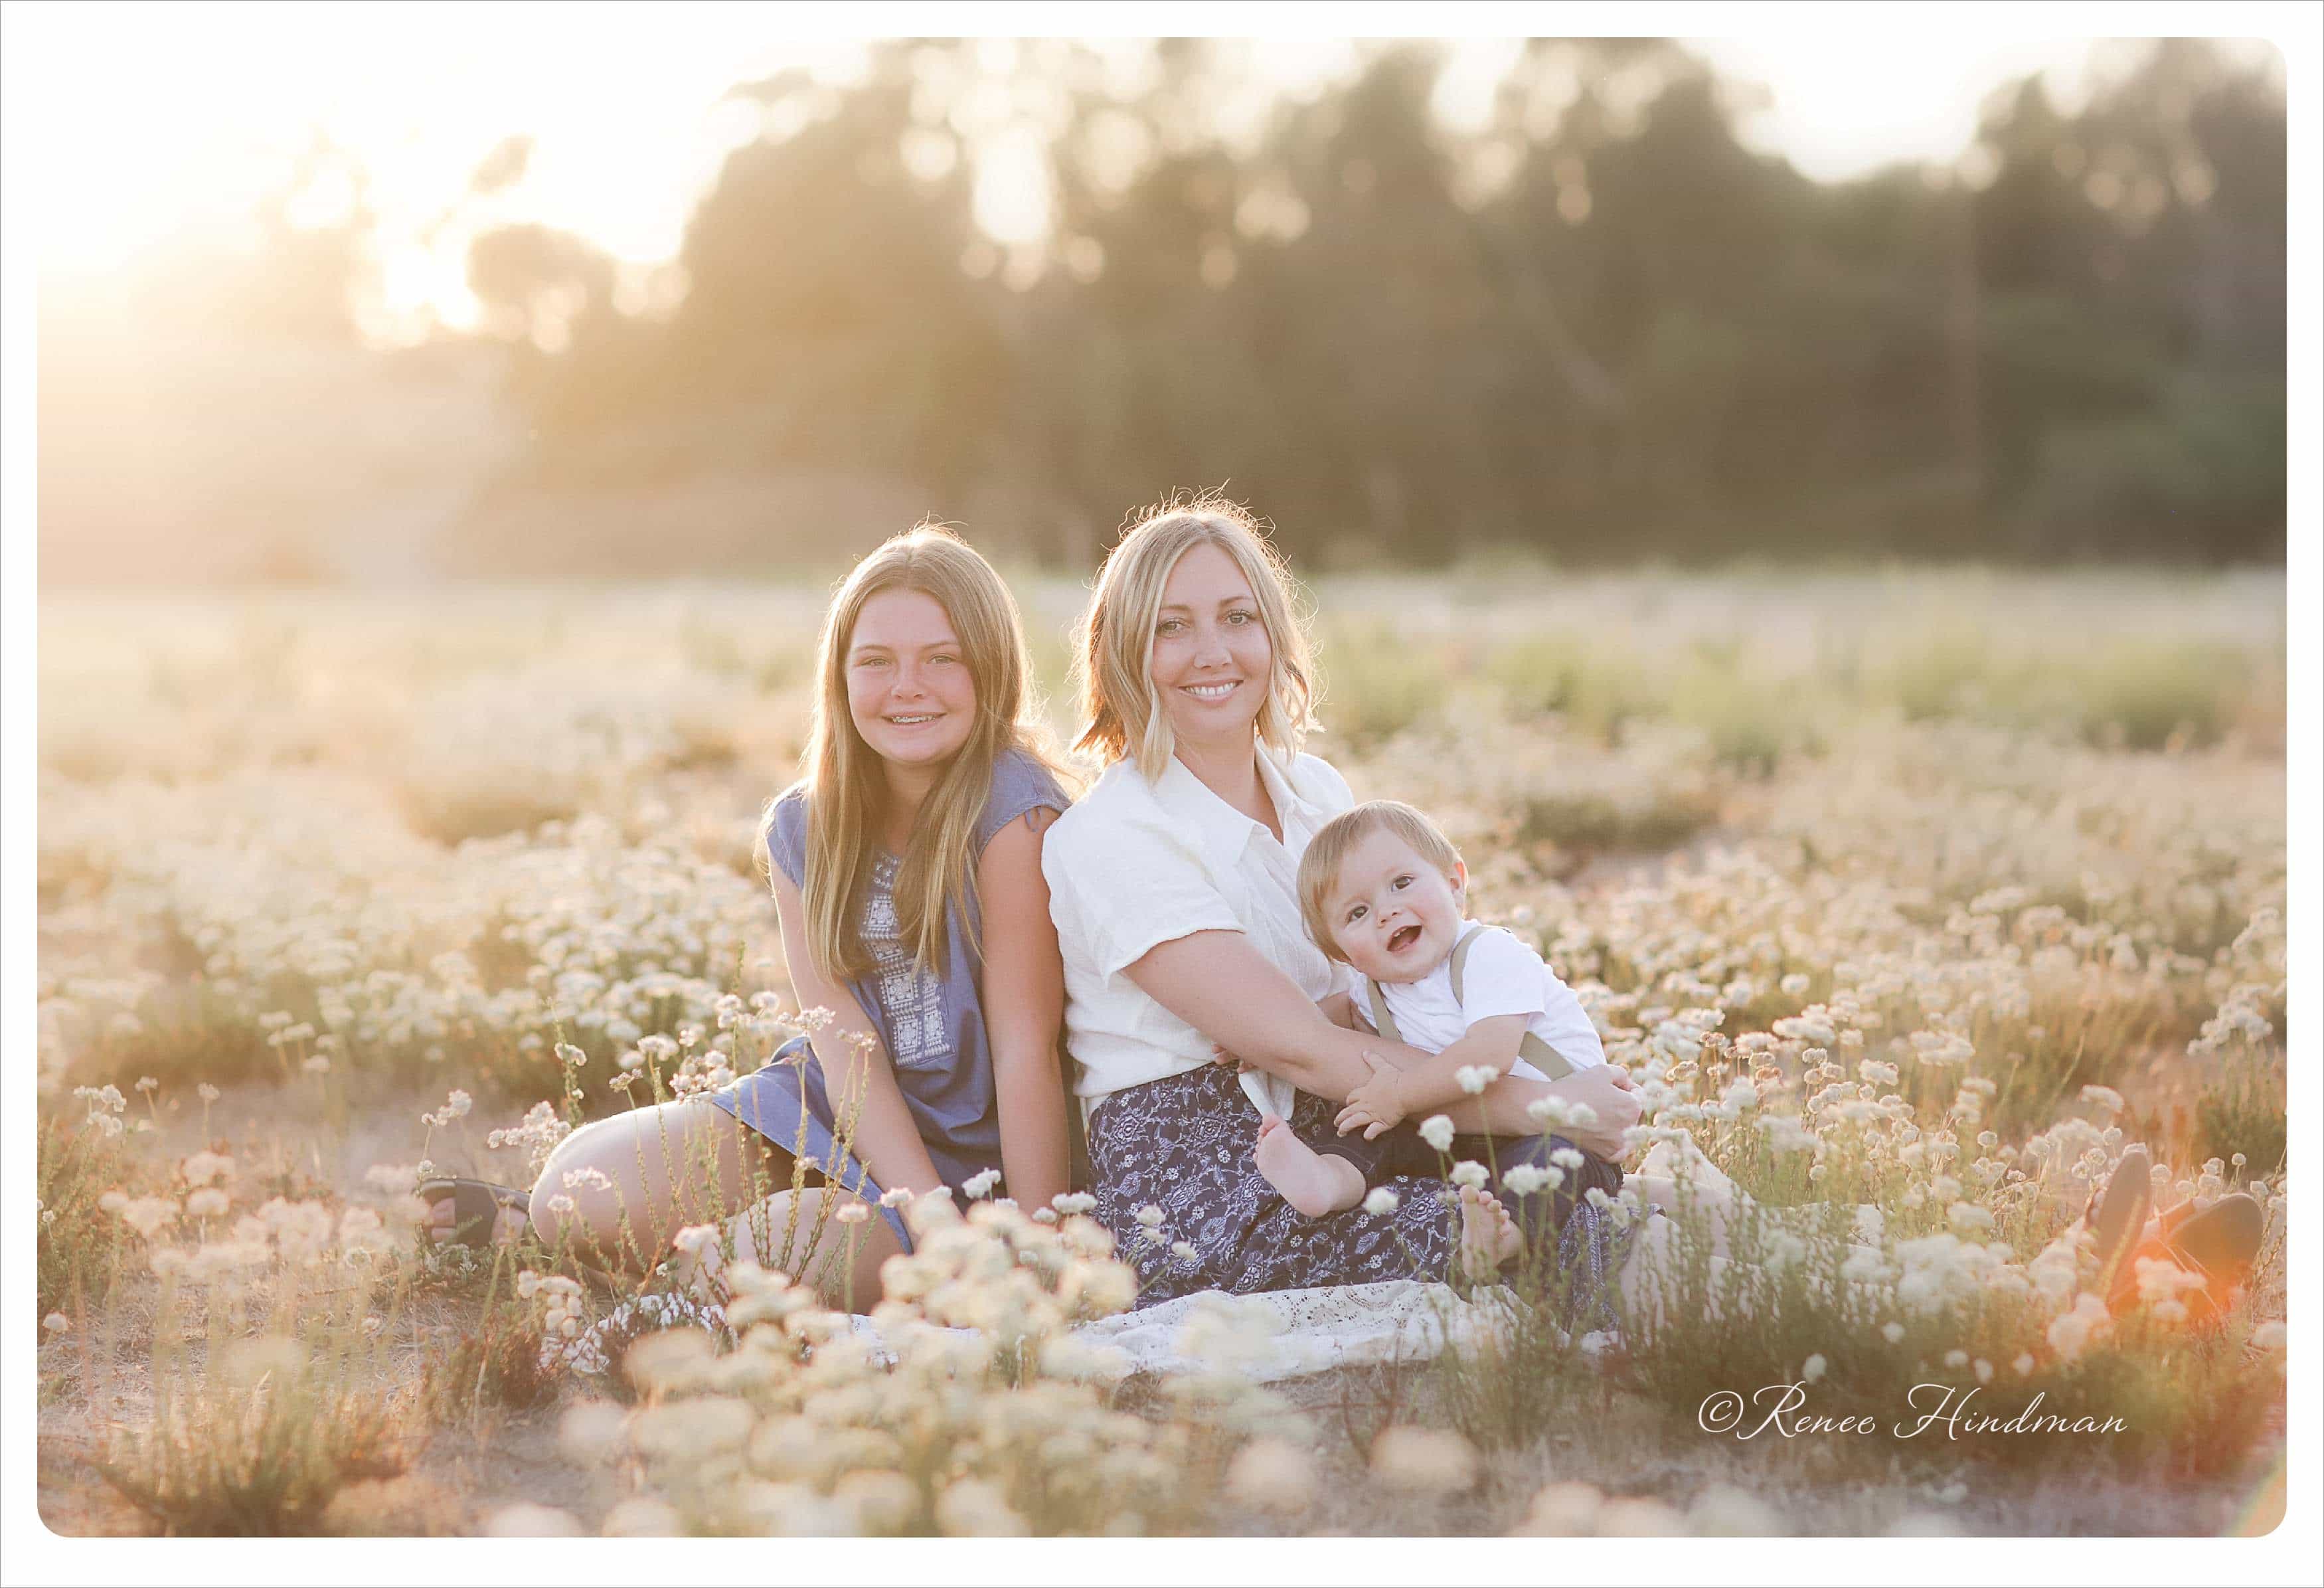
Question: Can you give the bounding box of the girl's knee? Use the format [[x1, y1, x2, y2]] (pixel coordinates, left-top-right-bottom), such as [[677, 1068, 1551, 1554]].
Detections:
[[526, 1141, 586, 1245], [526, 1189, 564, 1249], [529, 1114, 611, 1197]]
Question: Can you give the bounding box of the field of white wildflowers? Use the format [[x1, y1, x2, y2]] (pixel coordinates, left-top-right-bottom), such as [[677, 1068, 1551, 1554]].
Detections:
[[33, 568, 2287, 1538]]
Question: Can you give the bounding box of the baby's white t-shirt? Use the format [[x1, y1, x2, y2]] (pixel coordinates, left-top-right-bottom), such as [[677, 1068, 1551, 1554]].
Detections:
[[1351, 923, 1606, 1077]]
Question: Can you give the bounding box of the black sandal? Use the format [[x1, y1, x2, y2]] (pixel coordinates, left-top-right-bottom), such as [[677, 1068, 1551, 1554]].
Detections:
[[416, 1178, 531, 1247], [2165, 1193, 2264, 1279], [2082, 1145, 2152, 1296]]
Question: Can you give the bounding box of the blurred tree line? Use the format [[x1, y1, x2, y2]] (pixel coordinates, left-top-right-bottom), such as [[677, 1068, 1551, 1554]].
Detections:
[[459, 38, 2282, 570], [37, 37, 2285, 582]]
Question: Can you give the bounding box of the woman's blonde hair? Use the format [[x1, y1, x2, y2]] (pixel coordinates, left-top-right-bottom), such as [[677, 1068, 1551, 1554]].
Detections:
[[789, 523, 1058, 982], [1070, 491, 1319, 781]]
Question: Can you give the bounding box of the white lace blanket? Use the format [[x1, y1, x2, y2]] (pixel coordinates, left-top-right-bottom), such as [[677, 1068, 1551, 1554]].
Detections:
[[558, 1279, 1525, 1384], [1065, 1279, 1518, 1382]]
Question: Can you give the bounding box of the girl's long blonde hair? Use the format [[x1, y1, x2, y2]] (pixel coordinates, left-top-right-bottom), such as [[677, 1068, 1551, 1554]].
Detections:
[[1071, 491, 1319, 781], [791, 524, 1057, 982]]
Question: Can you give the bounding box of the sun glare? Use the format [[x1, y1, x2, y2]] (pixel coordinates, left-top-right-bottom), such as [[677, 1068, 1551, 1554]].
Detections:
[[1686, 35, 2100, 180], [15, 10, 2132, 341], [17, 4, 863, 340], [973, 126, 1054, 248]]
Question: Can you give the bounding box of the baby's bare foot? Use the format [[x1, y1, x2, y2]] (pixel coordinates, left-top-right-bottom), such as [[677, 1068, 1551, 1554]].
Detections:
[[1254, 1116, 1365, 1219], [1457, 1185, 1523, 1281]]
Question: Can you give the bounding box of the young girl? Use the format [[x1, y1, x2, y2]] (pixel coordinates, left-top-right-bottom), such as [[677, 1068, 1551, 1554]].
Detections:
[[422, 525, 1073, 1305]]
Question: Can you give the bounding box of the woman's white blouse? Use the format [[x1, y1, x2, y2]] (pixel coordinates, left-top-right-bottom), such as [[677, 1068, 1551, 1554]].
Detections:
[[1042, 749, 1357, 1120]]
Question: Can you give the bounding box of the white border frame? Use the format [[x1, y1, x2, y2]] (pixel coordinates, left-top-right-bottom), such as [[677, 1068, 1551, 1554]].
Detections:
[[5, 2, 2316, 1583]]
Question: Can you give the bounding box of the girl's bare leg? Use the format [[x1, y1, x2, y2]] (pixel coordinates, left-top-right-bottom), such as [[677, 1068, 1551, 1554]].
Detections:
[[525, 1098, 768, 1273], [696, 1186, 906, 1312]]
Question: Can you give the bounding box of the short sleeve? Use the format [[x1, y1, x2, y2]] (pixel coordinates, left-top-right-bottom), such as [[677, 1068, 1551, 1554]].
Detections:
[[1515, 939, 1608, 1074], [765, 787, 810, 891], [1529, 947, 1609, 1071], [1043, 807, 1242, 981], [975, 748, 1070, 855], [1455, 928, 1553, 1025]]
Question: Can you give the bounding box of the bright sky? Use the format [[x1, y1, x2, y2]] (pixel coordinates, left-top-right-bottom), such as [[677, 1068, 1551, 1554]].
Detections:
[[1683, 37, 2102, 181], [11, 3, 2139, 341]]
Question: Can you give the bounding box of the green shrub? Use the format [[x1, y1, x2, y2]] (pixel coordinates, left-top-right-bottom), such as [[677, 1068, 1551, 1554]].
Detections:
[[96, 1341, 414, 1536], [420, 1302, 558, 1424], [2195, 1046, 2287, 1176], [1667, 665, 1808, 776], [37, 1114, 129, 1320], [2064, 641, 2245, 752], [1515, 788, 1718, 853], [1883, 627, 2018, 723], [1315, 620, 1453, 747], [1487, 637, 1667, 743]]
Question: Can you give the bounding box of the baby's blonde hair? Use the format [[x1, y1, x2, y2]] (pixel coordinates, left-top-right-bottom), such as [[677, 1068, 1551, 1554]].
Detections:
[[1296, 800, 1465, 963]]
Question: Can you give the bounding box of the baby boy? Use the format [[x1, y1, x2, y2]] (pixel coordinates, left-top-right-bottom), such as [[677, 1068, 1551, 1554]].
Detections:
[[1252, 800, 1615, 1261]]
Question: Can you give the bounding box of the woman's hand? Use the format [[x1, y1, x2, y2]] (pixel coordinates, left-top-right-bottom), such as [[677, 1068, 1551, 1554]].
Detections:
[[1555, 1065, 1641, 1161]]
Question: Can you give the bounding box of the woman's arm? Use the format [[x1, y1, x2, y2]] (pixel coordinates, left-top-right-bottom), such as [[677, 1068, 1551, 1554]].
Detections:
[[977, 808, 1070, 1212], [768, 866, 948, 1200], [1125, 930, 1641, 1158], [1337, 1015, 1530, 1136], [1125, 929, 1428, 1099]]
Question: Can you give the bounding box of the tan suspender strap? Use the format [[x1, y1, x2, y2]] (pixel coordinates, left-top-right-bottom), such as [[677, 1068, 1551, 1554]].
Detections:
[[1450, 923, 1577, 1080], [1445, 923, 1493, 1001], [1364, 975, 1401, 1045], [1519, 1030, 1576, 1080]]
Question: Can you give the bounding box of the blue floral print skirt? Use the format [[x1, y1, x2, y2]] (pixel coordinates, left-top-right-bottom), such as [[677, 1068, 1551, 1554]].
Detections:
[[1086, 1063, 1631, 1330]]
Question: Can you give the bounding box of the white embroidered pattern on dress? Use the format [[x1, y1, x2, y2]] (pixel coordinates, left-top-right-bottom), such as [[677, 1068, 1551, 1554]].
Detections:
[[864, 853, 948, 1069]]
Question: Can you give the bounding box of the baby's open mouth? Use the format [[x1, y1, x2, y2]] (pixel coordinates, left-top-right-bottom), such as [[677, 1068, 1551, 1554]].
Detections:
[[1388, 925, 1421, 954]]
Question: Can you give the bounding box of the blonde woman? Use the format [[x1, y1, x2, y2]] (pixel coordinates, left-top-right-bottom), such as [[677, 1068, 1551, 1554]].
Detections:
[[422, 526, 1072, 1304], [1041, 493, 1643, 1308]]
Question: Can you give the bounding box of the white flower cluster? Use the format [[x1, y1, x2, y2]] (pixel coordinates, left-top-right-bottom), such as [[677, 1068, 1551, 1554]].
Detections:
[[519, 1268, 591, 1340], [37, 776, 776, 1097], [603, 1192, 1305, 1536]]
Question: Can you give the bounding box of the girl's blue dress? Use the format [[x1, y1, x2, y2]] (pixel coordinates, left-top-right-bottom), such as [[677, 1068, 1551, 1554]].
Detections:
[[705, 747, 1068, 1249]]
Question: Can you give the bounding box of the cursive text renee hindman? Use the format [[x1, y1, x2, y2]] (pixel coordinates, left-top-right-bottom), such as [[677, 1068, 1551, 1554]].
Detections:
[[1697, 1381, 2127, 1441]]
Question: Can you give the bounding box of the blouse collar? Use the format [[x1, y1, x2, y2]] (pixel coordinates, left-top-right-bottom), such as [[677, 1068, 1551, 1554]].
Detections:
[[1149, 745, 1321, 869]]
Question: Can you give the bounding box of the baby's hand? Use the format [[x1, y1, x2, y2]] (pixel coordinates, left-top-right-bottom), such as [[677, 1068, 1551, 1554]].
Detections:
[[1335, 1055, 1406, 1139], [1208, 1043, 1248, 1071]]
